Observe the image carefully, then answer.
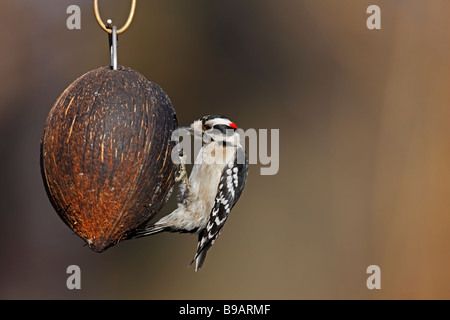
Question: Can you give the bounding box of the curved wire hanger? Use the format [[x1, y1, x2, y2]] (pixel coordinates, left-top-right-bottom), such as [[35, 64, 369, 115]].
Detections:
[[94, 0, 137, 34]]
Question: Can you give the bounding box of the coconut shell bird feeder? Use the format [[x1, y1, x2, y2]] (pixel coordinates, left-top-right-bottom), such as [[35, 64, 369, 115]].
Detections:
[[40, 0, 179, 252]]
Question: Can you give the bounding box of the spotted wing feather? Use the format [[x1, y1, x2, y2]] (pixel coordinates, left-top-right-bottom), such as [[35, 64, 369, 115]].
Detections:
[[190, 146, 248, 271]]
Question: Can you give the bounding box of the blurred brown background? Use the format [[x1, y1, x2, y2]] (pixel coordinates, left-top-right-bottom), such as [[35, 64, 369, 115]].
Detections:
[[0, 0, 449, 299]]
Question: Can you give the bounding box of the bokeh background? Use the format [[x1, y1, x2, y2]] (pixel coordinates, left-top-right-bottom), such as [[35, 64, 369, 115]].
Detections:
[[1, 0, 449, 299]]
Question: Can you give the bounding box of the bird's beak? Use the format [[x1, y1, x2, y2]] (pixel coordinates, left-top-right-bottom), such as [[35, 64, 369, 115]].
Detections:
[[177, 126, 194, 135]]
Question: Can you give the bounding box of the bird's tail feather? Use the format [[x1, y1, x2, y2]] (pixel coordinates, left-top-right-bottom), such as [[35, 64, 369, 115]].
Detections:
[[131, 223, 167, 239]]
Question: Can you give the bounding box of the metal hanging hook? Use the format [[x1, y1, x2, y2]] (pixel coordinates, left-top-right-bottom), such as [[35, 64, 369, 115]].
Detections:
[[94, 0, 137, 34], [106, 20, 118, 70]]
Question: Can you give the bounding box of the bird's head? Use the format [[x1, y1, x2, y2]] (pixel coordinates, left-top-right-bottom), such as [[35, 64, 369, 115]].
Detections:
[[190, 115, 240, 146]]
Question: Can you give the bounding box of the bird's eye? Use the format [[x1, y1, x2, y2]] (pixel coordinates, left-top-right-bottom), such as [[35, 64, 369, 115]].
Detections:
[[204, 124, 212, 130]]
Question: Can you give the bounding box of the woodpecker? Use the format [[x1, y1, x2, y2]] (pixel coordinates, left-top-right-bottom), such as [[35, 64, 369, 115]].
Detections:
[[131, 115, 248, 271]]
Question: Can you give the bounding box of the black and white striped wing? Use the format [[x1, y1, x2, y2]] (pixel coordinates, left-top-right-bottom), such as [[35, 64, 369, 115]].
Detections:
[[190, 147, 248, 271]]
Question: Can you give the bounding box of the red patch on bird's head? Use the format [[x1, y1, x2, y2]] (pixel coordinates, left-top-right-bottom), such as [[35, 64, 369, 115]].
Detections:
[[229, 122, 238, 130]]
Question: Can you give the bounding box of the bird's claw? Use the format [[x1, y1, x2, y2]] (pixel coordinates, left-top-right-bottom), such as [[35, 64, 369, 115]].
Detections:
[[175, 155, 190, 187]]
